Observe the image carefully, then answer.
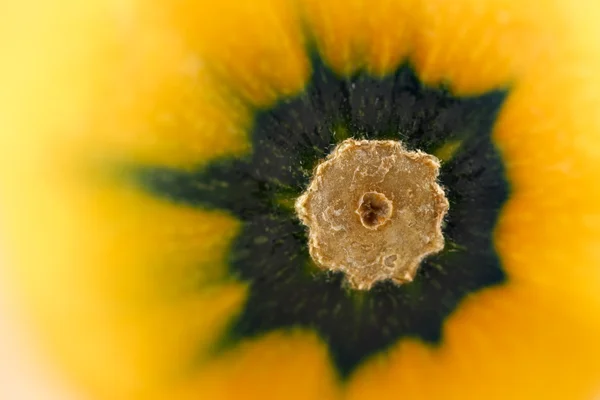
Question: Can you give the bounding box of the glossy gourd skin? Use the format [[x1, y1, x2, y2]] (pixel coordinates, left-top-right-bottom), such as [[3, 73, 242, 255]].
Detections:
[[2, 1, 600, 400]]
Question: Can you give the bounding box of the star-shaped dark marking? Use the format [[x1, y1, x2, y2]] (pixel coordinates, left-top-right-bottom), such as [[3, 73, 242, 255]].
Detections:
[[132, 59, 509, 379]]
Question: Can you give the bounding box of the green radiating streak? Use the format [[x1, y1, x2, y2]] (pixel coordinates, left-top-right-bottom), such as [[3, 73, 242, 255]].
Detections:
[[333, 124, 351, 142], [434, 139, 464, 162], [274, 192, 297, 212]]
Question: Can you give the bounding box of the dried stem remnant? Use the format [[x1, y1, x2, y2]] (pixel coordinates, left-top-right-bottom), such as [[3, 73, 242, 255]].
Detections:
[[295, 139, 449, 290]]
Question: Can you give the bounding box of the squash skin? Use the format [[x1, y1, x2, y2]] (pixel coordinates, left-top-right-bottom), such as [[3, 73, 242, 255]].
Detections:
[[1, 1, 600, 399]]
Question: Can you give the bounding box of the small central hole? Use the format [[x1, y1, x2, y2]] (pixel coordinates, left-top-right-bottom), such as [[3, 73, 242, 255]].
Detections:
[[357, 191, 393, 230]]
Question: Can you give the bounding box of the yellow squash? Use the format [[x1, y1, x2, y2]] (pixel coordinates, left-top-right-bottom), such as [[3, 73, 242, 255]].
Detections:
[[1, 1, 600, 399]]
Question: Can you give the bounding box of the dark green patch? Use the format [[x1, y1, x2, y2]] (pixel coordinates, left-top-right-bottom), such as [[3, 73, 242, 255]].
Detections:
[[134, 60, 509, 378]]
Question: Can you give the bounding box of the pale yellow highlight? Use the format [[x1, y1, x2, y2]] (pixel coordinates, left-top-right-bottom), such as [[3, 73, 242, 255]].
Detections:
[[0, 4, 252, 395], [0, 166, 247, 398], [0, 0, 252, 170]]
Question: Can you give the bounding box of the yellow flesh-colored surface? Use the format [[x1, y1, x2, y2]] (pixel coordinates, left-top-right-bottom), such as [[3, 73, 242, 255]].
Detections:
[[1, 0, 600, 399]]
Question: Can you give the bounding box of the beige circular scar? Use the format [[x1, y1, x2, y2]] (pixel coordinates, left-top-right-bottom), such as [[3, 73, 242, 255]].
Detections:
[[295, 139, 449, 290]]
